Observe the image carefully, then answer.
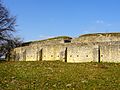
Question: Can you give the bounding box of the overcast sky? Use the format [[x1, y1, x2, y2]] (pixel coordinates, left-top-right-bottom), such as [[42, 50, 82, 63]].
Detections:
[[3, 0, 120, 41]]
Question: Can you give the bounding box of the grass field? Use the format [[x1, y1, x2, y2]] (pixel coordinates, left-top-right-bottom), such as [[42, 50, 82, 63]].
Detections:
[[0, 61, 120, 90]]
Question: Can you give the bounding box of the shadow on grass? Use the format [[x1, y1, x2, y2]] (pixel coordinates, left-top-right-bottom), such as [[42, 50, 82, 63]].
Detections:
[[0, 59, 7, 63]]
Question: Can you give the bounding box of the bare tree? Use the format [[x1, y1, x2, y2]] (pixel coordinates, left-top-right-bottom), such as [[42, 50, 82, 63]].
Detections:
[[0, 1, 22, 60]]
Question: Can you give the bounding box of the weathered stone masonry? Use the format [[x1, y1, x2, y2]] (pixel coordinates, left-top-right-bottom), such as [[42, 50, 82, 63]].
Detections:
[[10, 33, 120, 63]]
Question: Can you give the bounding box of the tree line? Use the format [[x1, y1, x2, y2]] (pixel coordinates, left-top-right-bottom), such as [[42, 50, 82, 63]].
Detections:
[[0, 0, 22, 60]]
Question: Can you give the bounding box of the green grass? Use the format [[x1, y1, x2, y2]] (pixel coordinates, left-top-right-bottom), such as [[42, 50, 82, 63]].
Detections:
[[0, 61, 120, 90]]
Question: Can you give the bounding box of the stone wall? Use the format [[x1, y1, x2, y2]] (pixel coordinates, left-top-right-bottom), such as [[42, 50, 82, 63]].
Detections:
[[100, 45, 120, 62], [67, 44, 99, 63], [12, 43, 99, 62], [12, 43, 67, 62], [12, 46, 28, 61], [42, 44, 66, 61], [10, 33, 120, 63], [11, 42, 120, 63]]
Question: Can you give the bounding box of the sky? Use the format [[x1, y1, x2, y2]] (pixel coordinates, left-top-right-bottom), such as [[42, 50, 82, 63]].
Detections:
[[3, 0, 120, 41]]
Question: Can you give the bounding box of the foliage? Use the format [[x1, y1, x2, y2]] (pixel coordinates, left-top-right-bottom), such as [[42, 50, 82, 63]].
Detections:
[[0, 61, 120, 90], [0, 1, 22, 58]]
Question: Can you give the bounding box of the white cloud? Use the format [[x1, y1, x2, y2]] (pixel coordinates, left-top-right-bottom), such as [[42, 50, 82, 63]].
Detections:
[[80, 20, 113, 34], [96, 20, 104, 24], [107, 23, 112, 26], [96, 20, 112, 26]]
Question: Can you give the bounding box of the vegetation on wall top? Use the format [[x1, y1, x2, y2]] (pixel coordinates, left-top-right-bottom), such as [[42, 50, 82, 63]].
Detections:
[[79, 32, 120, 38], [22, 36, 72, 46]]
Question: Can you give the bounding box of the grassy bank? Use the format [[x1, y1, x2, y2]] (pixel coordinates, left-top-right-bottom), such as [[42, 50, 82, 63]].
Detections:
[[0, 61, 120, 90]]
